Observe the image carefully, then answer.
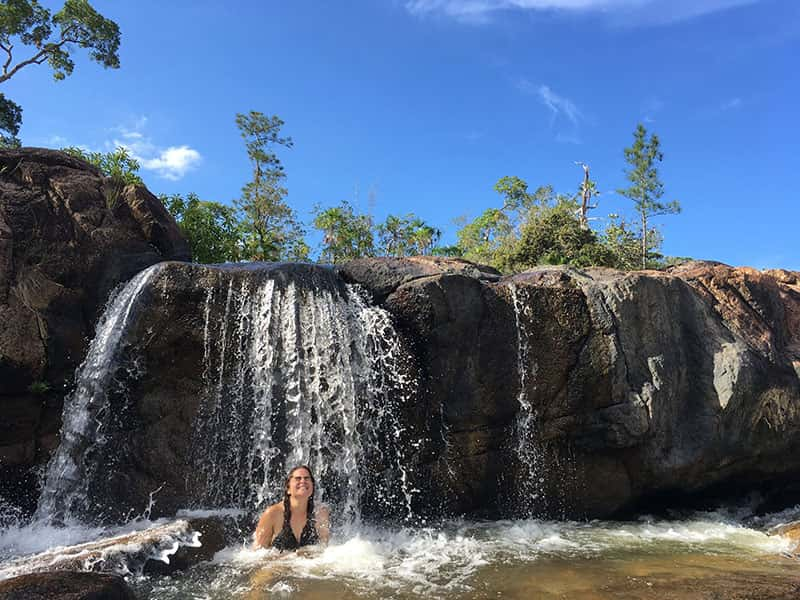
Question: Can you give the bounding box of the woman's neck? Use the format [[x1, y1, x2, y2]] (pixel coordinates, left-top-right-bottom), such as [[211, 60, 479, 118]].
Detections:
[[289, 496, 308, 515]]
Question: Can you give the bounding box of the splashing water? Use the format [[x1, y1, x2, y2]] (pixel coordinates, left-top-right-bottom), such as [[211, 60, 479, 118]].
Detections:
[[33, 263, 416, 528], [190, 274, 417, 529], [35, 264, 164, 524]]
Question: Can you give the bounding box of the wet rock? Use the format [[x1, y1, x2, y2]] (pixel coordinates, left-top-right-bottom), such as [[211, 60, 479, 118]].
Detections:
[[0, 148, 189, 512], [0, 571, 136, 600], [143, 516, 234, 575]]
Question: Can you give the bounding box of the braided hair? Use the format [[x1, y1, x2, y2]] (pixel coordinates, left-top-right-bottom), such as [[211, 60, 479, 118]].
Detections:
[[282, 465, 316, 527]]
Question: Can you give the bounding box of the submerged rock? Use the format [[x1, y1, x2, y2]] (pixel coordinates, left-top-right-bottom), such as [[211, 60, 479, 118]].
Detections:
[[0, 571, 136, 599], [0, 148, 189, 512]]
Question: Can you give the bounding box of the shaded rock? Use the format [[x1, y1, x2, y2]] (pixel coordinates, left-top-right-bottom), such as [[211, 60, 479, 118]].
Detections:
[[0, 148, 189, 512], [0, 571, 136, 600], [338, 256, 501, 303], [20, 251, 800, 521], [344, 260, 800, 517]]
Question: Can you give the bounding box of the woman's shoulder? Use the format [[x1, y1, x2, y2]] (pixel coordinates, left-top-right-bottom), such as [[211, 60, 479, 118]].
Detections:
[[262, 502, 285, 519], [314, 504, 330, 519]]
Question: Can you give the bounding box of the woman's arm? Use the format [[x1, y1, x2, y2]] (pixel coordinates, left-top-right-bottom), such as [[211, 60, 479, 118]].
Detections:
[[316, 505, 331, 545], [253, 507, 277, 549]]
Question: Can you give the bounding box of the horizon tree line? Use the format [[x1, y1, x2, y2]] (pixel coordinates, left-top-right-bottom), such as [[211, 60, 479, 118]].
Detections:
[[60, 114, 682, 272]]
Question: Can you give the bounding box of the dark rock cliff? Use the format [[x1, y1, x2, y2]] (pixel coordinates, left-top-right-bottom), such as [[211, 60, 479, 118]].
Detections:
[[340, 257, 800, 517], [0, 148, 189, 512]]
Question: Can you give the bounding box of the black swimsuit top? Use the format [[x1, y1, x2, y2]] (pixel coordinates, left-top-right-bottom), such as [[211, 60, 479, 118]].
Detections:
[[271, 516, 319, 551]]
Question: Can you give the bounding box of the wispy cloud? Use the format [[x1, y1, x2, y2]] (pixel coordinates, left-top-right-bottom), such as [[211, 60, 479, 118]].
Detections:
[[536, 83, 582, 126], [109, 117, 202, 181], [641, 97, 664, 123], [518, 80, 583, 142], [40, 134, 69, 147], [720, 97, 743, 110], [405, 0, 761, 26]]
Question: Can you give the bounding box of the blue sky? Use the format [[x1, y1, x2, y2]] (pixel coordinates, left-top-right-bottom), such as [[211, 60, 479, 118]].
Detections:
[[6, 0, 799, 269]]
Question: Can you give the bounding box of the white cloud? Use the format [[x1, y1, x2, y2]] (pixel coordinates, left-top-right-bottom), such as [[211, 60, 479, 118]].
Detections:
[[109, 118, 202, 181], [405, 0, 761, 25], [720, 97, 742, 110], [139, 146, 202, 181]]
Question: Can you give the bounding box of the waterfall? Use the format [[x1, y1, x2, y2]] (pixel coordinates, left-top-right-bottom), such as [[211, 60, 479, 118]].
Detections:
[[36, 263, 416, 526], [508, 284, 544, 517], [36, 265, 163, 523], [191, 275, 417, 526]]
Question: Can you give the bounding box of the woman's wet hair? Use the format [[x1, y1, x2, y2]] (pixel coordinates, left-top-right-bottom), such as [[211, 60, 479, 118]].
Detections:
[[283, 465, 315, 526]]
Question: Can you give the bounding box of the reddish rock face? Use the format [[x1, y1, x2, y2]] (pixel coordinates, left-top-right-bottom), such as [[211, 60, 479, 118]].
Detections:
[[0, 148, 189, 512]]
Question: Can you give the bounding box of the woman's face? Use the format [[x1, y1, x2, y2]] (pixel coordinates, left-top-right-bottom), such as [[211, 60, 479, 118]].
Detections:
[[286, 467, 314, 499]]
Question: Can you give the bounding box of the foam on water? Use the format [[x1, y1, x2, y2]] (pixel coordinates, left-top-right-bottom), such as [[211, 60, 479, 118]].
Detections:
[[0, 519, 199, 581], [173, 512, 794, 598]]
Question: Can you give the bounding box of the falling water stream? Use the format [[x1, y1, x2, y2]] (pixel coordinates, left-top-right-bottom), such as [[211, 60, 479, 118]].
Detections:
[[3, 264, 800, 598]]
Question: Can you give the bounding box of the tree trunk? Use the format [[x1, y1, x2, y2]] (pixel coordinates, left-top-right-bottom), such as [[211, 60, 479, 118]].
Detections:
[[641, 212, 648, 270]]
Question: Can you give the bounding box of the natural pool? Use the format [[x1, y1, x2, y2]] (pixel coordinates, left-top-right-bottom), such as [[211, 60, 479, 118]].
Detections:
[[3, 506, 799, 599]]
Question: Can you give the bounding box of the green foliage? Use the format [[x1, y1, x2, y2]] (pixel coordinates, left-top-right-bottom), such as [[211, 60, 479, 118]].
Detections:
[[312, 200, 374, 263], [599, 214, 663, 270], [163, 193, 242, 264], [62, 146, 142, 185], [28, 380, 50, 394], [62, 146, 141, 209], [0, 92, 21, 147], [0, 1, 120, 143], [0, 0, 120, 84], [617, 124, 681, 269], [431, 245, 463, 257], [456, 177, 561, 271], [511, 198, 613, 270], [235, 111, 307, 262], [376, 214, 441, 257]]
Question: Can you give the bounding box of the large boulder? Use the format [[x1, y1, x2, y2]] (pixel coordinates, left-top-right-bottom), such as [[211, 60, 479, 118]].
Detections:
[[0, 571, 136, 600], [342, 258, 800, 517], [0, 148, 189, 513]]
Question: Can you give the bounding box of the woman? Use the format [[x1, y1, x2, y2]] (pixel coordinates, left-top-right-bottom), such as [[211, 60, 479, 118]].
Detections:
[[253, 465, 330, 551]]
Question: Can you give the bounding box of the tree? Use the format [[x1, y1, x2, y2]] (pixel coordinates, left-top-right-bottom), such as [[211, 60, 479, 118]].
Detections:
[[511, 197, 613, 270], [234, 111, 308, 262], [312, 200, 374, 263], [0, 0, 120, 143], [376, 214, 441, 257], [457, 177, 556, 271], [618, 124, 680, 269], [163, 193, 242, 264], [575, 162, 599, 229], [0, 92, 21, 147]]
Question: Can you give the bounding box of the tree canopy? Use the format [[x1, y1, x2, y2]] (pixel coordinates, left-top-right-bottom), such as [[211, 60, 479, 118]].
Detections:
[[163, 193, 242, 264], [312, 200, 375, 264], [234, 112, 308, 262], [618, 123, 681, 269], [0, 0, 120, 146]]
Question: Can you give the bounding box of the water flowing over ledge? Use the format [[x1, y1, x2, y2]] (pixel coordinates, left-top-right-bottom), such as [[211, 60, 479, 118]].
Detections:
[[35, 262, 419, 527]]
